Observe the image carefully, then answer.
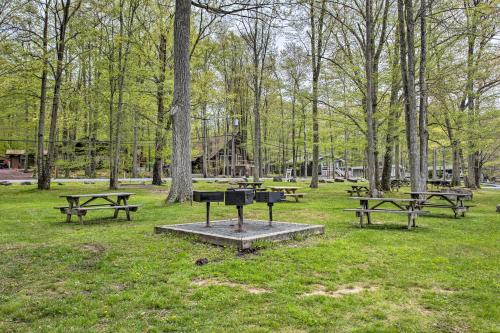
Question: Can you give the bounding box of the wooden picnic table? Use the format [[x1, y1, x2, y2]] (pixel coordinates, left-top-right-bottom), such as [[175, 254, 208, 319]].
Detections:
[[56, 192, 139, 223], [237, 181, 263, 189], [407, 191, 474, 218], [347, 185, 369, 197], [267, 186, 305, 202], [345, 197, 427, 229], [427, 179, 451, 189]]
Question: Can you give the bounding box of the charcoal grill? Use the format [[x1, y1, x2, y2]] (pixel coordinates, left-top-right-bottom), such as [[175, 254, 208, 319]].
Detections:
[[255, 191, 282, 226], [224, 189, 254, 232], [192, 191, 224, 227]]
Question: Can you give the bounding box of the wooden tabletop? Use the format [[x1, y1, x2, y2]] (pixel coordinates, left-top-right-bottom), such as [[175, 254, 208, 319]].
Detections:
[[60, 192, 134, 198], [237, 181, 263, 185], [267, 186, 300, 190], [351, 197, 418, 202], [407, 192, 467, 197]]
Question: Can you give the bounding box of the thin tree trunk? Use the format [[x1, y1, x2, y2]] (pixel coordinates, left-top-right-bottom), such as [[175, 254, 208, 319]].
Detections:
[[309, 0, 326, 188], [394, 137, 401, 179], [110, 1, 137, 190], [131, 107, 139, 178], [153, 34, 168, 185], [365, 0, 377, 196], [37, 1, 50, 190], [291, 82, 297, 177], [45, 0, 75, 190]]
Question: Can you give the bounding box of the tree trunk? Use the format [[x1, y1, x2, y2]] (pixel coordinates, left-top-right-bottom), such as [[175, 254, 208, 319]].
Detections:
[[152, 34, 168, 185], [309, 0, 326, 188], [110, 1, 136, 190], [291, 82, 297, 177], [381, 29, 401, 191], [167, 0, 192, 203], [45, 0, 74, 190], [365, 0, 378, 196], [252, 57, 262, 181], [302, 110, 307, 177], [394, 137, 401, 179], [398, 0, 421, 192], [131, 107, 139, 178], [418, 0, 429, 190], [432, 148, 437, 180], [37, 1, 50, 190]]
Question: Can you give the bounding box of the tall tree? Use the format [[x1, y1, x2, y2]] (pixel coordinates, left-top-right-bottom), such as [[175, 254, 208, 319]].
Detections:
[[398, 0, 421, 192], [40, 0, 81, 190], [308, 0, 327, 188], [241, 5, 273, 181], [167, 0, 192, 202], [36, 0, 51, 190], [109, 0, 139, 189]]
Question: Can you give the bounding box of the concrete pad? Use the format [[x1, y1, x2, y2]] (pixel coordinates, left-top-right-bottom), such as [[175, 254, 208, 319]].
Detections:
[[155, 220, 324, 249]]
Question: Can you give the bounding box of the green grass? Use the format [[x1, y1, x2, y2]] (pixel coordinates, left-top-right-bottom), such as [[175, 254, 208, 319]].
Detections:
[[0, 181, 499, 332]]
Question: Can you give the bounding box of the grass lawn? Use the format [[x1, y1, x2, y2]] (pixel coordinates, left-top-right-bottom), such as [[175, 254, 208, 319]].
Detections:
[[0, 181, 499, 332]]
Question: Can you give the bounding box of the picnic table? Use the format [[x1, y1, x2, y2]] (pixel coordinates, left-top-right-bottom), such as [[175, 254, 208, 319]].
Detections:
[[237, 181, 264, 190], [427, 179, 451, 189], [408, 191, 474, 218], [346, 185, 369, 197], [345, 197, 427, 229], [55, 193, 139, 223], [267, 186, 305, 202]]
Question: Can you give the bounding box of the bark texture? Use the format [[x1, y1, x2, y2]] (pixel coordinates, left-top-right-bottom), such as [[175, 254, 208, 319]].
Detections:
[[167, 0, 192, 203]]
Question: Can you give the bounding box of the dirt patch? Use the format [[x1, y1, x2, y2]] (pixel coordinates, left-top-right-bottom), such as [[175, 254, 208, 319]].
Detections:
[[192, 278, 270, 294], [303, 284, 377, 298], [81, 243, 106, 254], [412, 286, 456, 294], [150, 190, 169, 194], [109, 283, 127, 292]]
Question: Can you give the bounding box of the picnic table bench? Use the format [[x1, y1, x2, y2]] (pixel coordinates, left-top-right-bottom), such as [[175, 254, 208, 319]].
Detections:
[[407, 191, 475, 218], [55, 193, 139, 223], [345, 197, 428, 230], [267, 186, 305, 202], [346, 185, 369, 197]]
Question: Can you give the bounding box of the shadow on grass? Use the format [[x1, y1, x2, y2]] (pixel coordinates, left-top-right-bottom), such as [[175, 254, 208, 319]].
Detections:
[[420, 213, 463, 220], [347, 222, 430, 232], [53, 216, 137, 227]]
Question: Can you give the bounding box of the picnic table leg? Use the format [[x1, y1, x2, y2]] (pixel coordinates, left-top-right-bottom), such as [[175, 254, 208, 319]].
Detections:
[[459, 198, 466, 217], [75, 198, 83, 224], [66, 198, 74, 223], [113, 197, 121, 218], [359, 211, 364, 227], [123, 196, 131, 221], [364, 201, 371, 225]]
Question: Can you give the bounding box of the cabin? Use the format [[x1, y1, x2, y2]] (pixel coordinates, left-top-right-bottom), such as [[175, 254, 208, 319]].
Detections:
[[192, 134, 254, 177], [4, 150, 32, 169]]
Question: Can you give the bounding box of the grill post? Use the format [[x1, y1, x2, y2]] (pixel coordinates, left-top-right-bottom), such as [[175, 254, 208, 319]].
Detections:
[[237, 205, 244, 232], [267, 203, 273, 226], [206, 202, 211, 227]]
